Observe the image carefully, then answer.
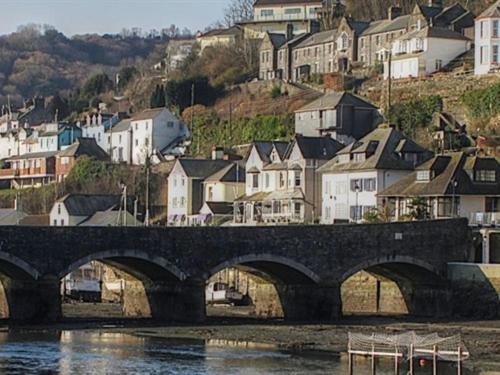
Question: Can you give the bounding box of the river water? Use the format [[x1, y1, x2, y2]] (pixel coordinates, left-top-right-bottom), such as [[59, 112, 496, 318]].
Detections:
[[0, 330, 474, 374]]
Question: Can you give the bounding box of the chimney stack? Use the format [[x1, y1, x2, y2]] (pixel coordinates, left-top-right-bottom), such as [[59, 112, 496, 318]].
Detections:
[[388, 6, 402, 20], [286, 23, 294, 41], [211, 146, 224, 160]]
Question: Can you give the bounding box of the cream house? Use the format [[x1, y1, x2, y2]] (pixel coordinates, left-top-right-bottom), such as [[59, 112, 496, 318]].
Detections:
[[384, 26, 471, 79], [318, 124, 432, 224], [234, 135, 343, 225], [380, 152, 500, 223], [475, 0, 500, 75]]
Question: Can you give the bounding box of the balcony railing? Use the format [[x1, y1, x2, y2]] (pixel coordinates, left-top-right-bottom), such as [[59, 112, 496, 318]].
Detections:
[[469, 212, 500, 227], [253, 14, 318, 22], [0, 169, 17, 177]]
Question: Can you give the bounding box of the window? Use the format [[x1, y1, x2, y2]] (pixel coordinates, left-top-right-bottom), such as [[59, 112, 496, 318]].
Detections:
[[360, 38, 365, 48], [475, 170, 496, 182], [119, 135, 122, 144], [173, 177, 177, 187], [481, 21, 487, 38], [350, 179, 362, 192], [173, 197, 178, 208], [284, 8, 301, 15], [61, 219, 65, 226], [340, 33, 348, 50], [145, 122, 148, 130], [294, 202, 301, 216], [328, 44, 332, 54], [135, 123, 138, 131], [261, 52, 266, 63], [294, 51, 298, 60], [265, 173, 270, 188], [314, 47, 319, 57], [260, 9, 273, 17], [481, 46, 489, 64], [252, 174, 259, 188], [58, 204, 61, 215], [180, 197, 186, 208], [279, 51, 283, 61], [435, 59, 442, 71], [135, 139, 139, 146], [437, 197, 459, 217], [61, 157, 70, 165], [279, 172, 285, 188], [363, 178, 376, 192], [294, 171, 301, 187], [353, 153, 365, 162], [98, 133, 101, 142], [415, 38, 424, 51], [417, 170, 431, 181], [494, 20, 499, 38], [350, 205, 363, 221], [181, 178, 185, 186], [53, 219, 57, 226], [167, 121, 174, 128], [493, 45, 499, 64], [375, 35, 381, 46], [144, 137, 149, 146]]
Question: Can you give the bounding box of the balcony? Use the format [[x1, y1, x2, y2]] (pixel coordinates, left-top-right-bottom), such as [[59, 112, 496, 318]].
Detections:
[[253, 14, 317, 22], [469, 212, 500, 227], [0, 169, 17, 178]]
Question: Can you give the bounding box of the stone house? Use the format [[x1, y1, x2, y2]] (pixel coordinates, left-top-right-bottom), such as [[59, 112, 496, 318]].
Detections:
[[318, 124, 433, 224], [379, 152, 500, 224], [234, 135, 343, 224], [291, 29, 336, 81], [276, 33, 311, 81], [259, 32, 288, 80], [475, 0, 500, 75], [294, 91, 380, 145], [333, 16, 370, 72], [55, 138, 109, 181]]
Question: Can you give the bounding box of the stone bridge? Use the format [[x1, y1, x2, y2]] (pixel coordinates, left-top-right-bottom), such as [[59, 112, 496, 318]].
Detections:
[[0, 219, 472, 322]]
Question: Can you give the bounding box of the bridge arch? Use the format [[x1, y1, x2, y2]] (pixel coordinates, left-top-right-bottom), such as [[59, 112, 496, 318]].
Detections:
[[206, 254, 321, 285], [58, 249, 187, 282], [339, 256, 450, 318], [0, 251, 40, 280]]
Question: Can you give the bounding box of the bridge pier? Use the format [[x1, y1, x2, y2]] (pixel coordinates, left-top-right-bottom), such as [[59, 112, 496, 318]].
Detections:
[[277, 283, 341, 321], [122, 280, 205, 322], [1, 276, 61, 322], [402, 282, 453, 318]]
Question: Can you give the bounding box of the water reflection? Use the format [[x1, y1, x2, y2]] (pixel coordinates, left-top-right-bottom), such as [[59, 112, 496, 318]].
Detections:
[[0, 331, 493, 374]]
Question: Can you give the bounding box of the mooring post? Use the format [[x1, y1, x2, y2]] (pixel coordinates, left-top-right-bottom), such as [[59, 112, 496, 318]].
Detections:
[[433, 345, 438, 375], [457, 346, 462, 375], [371, 343, 376, 375], [394, 346, 399, 375], [409, 344, 414, 375], [348, 342, 353, 375]]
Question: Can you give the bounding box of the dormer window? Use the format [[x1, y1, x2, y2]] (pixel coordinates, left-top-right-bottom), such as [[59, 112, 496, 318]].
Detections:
[[353, 153, 365, 163], [417, 170, 432, 181], [338, 154, 350, 164], [337, 32, 349, 51], [475, 170, 496, 183]]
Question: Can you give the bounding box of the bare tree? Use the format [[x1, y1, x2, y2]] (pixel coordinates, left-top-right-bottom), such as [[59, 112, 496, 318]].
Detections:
[[223, 0, 254, 27]]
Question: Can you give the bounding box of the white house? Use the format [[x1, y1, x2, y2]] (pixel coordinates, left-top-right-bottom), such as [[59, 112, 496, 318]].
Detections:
[[318, 124, 433, 224], [167, 158, 233, 226], [475, 0, 500, 75], [106, 120, 132, 164], [129, 108, 190, 165], [380, 152, 500, 224], [384, 26, 471, 79], [234, 136, 343, 225], [50, 194, 124, 226]]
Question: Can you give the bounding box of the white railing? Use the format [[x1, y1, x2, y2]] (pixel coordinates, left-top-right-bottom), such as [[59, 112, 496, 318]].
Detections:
[[469, 212, 500, 227]]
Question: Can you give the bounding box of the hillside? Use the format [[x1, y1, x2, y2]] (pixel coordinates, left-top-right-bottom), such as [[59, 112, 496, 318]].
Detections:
[[0, 25, 168, 106]]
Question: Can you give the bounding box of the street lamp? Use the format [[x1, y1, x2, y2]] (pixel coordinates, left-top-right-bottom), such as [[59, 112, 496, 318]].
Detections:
[[451, 179, 458, 218], [354, 183, 361, 222]]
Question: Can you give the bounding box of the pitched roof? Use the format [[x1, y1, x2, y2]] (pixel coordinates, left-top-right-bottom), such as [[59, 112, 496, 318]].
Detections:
[[254, 0, 321, 6], [58, 138, 109, 160], [56, 194, 122, 217], [252, 141, 290, 163], [178, 159, 232, 179], [345, 17, 371, 35], [318, 124, 433, 173], [295, 29, 336, 49], [6, 151, 58, 161], [205, 162, 246, 183], [278, 33, 311, 50], [203, 201, 234, 215], [477, 0, 500, 18], [267, 32, 287, 48], [292, 135, 344, 160], [398, 26, 470, 41], [79, 209, 139, 227], [380, 153, 500, 197], [295, 91, 378, 113], [361, 15, 411, 36], [130, 108, 166, 121], [108, 119, 131, 133], [0, 209, 26, 225]]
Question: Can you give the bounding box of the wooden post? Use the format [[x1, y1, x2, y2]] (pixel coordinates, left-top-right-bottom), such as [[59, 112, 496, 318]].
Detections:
[[409, 344, 414, 375], [394, 347, 399, 375], [371, 343, 376, 375], [457, 346, 462, 375], [433, 345, 438, 375]]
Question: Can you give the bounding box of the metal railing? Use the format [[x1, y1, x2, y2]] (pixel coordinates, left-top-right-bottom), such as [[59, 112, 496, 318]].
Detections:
[[469, 212, 500, 227]]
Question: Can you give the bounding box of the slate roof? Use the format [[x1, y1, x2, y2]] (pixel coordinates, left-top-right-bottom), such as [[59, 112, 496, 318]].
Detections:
[[204, 162, 246, 183], [108, 119, 131, 133], [345, 17, 371, 35], [199, 25, 242, 38], [58, 138, 108, 160], [398, 26, 470, 41], [57, 194, 122, 217], [251, 141, 290, 163], [318, 124, 433, 173], [380, 152, 500, 197], [6, 151, 58, 161], [294, 91, 377, 113], [291, 135, 344, 160], [131, 108, 165, 121], [278, 33, 310, 50], [254, 0, 321, 6], [477, 0, 500, 18], [203, 202, 234, 215], [295, 29, 336, 48], [178, 159, 232, 179], [361, 15, 411, 36], [267, 32, 287, 48], [79, 209, 139, 227], [0, 209, 26, 225]]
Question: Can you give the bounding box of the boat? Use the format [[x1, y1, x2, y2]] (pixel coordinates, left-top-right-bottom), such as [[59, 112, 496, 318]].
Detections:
[[205, 282, 244, 305]]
